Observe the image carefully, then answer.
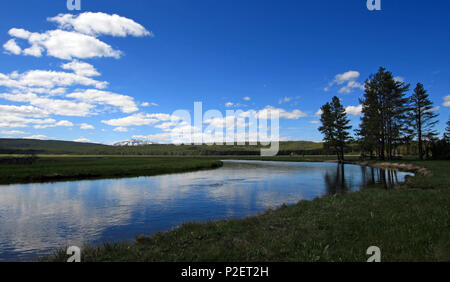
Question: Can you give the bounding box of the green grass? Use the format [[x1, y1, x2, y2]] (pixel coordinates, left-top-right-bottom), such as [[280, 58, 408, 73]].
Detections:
[[387, 160, 450, 189], [0, 157, 222, 185], [41, 159, 450, 262]]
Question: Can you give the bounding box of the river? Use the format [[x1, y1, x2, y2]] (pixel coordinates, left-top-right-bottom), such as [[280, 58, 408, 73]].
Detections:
[[0, 160, 413, 261]]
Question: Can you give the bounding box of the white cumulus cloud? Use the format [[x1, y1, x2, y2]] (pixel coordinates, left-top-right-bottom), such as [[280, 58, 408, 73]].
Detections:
[[325, 70, 364, 94], [3, 39, 21, 55], [4, 13, 151, 60], [48, 12, 151, 37], [101, 113, 159, 127], [66, 89, 138, 113], [0, 93, 95, 117], [34, 120, 74, 129], [335, 71, 360, 84], [0, 105, 55, 128], [345, 104, 363, 116], [61, 60, 100, 77], [0, 69, 107, 90], [7, 28, 122, 60], [0, 13, 151, 135], [0, 104, 49, 118], [256, 106, 307, 119]]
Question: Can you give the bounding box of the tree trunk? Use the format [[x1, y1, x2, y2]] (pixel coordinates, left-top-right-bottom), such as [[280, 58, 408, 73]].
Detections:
[[418, 123, 423, 160], [380, 137, 385, 160]]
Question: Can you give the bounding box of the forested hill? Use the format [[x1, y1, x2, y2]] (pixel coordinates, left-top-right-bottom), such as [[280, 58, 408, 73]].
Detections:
[[0, 139, 109, 155], [0, 138, 330, 156]]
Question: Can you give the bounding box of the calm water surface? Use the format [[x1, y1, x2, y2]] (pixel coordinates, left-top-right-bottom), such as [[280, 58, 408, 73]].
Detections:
[[0, 160, 413, 261]]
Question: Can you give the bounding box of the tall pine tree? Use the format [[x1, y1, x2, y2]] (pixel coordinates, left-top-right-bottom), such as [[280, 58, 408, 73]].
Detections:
[[319, 96, 352, 161], [319, 102, 336, 158], [359, 67, 410, 160], [408, 83, 439, 160], [331, 96, 352, 161]]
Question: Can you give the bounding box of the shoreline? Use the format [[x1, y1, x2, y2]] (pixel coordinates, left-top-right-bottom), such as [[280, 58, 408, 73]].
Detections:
[[1, 155, 425, 186], [343, 160, 432, 176]]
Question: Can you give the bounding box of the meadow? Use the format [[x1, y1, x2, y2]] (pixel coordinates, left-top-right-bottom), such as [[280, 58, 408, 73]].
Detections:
[[0, 156, 222, 185]]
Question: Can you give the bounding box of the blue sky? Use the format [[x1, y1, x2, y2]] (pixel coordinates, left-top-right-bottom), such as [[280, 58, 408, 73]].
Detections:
[[0, 0, 449, 144]]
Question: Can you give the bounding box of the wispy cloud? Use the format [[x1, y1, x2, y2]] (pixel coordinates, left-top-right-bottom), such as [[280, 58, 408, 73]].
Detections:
[[73, 137, 90, 143], [278, 97, 292, 104], [34, 120, 73, 129], [0, 130, 26, 135], [80, 123, 95, 130], [24, 135, 48, 140], [113, 126, 128, 132], [141, 102, 158, 107]]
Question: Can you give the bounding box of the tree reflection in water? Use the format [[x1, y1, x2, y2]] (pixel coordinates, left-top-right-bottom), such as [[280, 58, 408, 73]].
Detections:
[[325, 163, 402, 195], [325, 164, 348, 195]]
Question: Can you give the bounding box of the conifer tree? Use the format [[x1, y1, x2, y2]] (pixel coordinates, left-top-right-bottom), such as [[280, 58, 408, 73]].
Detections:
[[319, 102, 336, 158], [408, 83, 439, 160], [331, 96, 352, 161], [319, 96, 352, 161], [359, 67, 410, 160]]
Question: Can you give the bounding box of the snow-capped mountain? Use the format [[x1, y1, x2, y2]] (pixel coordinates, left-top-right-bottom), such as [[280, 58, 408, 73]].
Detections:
[[113, 139, 153, 146]]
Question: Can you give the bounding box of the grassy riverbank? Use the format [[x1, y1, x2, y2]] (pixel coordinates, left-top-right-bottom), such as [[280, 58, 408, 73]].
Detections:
[[43, 159, 450, 262], [0, 157, 222, 185], [0, 154, 355, 185]]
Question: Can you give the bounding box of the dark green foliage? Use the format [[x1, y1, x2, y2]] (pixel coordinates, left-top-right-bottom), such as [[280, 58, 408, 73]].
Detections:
[[319, 103, 334, 151], [331, 96, 352, 160], [0, 155, 38, 164], [430, 138, 450, 160], [318, 96, 352, 161], [408, 83, 439, 160], [358, 67, 410, 160], [445, 116, 450, 142]]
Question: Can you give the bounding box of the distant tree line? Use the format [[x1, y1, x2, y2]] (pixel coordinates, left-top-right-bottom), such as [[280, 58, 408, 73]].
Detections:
[[0, 154, 39, 164], [318, 67, 450, 161]]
